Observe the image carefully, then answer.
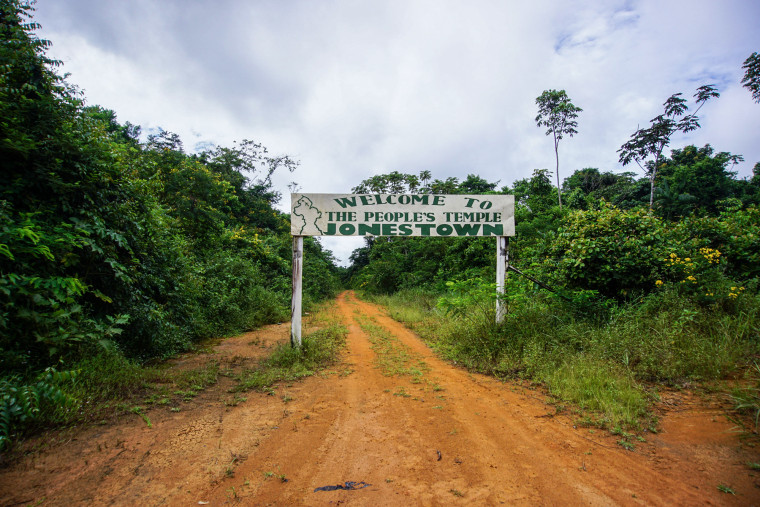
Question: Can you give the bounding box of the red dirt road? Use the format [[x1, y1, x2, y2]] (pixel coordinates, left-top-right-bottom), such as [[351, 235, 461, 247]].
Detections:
[[1, 291, 758, 505]]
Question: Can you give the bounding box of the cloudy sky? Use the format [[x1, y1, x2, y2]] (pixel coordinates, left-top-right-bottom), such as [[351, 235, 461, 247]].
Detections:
[[34, 0, 760, 265]]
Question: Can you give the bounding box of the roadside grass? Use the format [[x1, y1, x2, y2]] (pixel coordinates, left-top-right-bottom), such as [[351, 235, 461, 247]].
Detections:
[[232, 302, 347, 392], [53, 301, 346, 427], [730, 362, 760, 433], [364, 286, 760, 432]]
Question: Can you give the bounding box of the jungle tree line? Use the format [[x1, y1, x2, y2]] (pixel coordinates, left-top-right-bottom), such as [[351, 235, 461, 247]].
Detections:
[[0, 0, 341, 438]]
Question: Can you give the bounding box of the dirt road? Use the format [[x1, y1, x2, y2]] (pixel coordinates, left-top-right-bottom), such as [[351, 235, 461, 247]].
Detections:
[[1, 291, 758, 505]]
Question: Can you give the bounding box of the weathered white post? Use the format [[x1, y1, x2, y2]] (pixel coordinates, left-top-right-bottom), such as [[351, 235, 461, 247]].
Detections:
[[291, 235, 304, 347], [496, 236, 509, 324]]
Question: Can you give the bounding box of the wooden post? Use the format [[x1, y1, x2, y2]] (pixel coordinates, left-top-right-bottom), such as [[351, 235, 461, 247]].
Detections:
[[496, 236, 509, 324], [291, 236, 304, 347]]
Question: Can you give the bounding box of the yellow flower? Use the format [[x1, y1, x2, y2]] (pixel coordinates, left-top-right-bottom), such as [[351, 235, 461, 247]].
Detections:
[[655, 280, 663, 286], [684, 258, 691, 262]]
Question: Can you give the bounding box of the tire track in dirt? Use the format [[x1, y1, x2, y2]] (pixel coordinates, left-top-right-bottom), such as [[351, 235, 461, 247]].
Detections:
[[1, 291, 758, 505]]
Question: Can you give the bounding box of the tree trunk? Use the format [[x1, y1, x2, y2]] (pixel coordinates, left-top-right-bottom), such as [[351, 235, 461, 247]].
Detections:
[[554, 134, 563, 209]]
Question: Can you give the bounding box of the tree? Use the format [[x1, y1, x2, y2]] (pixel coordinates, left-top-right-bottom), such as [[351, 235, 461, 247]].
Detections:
[[742, 52, 760, 103], [351, 171, 421, 194], [535, 89, 582, 209], [419, 170, 432, 191], [657, 144, 743, 216], [617, 85, 719, 209], [459, 174, 498, 194]]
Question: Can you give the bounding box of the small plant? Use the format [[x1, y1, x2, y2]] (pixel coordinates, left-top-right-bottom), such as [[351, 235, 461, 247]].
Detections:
[[225, 453, 242, 478], [449, 489, 464, 497], [225, 395, 247, 407], [393, 387, 411, 398], [130, 406, 152, 428], [717, 484, 735, 495]]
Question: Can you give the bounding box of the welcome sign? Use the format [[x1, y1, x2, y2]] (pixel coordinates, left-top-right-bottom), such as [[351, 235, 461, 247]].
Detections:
[[291, 193, 515, 237]]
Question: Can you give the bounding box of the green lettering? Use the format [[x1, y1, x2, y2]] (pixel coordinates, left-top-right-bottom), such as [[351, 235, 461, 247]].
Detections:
[[333, 197, 357, 208], [437, 224, 453, 236], [358, 223, 381, 235], [339, 223, 355, 235], [453, 224, 480, 236], [415, 224, 435, 236], [382, 223, 398, 235], [482, 224, 504, 235]]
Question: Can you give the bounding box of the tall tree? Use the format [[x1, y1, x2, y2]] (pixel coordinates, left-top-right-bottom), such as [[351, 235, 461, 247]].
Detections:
[[617, 85, 719, 209], [535, 89, 582, 209], [742, 52, 760, 103]]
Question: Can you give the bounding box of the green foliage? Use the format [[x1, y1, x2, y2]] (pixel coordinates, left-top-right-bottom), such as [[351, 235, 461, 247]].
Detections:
[[0, 2, 342, 447], [731, 362, 760, 432], [656, 145, 743, 217], [0, 367, 77, 450], [742, 51, 760, 103], [546, 205, 669, 298], [544, 204, 760, 300], [437, 278, 497, 329]]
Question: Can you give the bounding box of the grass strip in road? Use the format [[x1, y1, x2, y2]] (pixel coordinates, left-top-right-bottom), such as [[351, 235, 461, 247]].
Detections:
[[353, 311, 429, 384]]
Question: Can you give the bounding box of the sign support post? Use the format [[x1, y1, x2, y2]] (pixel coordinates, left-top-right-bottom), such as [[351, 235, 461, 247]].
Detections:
[[291, 235, 303, 347], [496, 236, 509, 324]]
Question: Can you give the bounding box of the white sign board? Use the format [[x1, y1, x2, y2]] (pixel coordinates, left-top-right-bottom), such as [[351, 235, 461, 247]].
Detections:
[[291, 193, 515, 237]]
